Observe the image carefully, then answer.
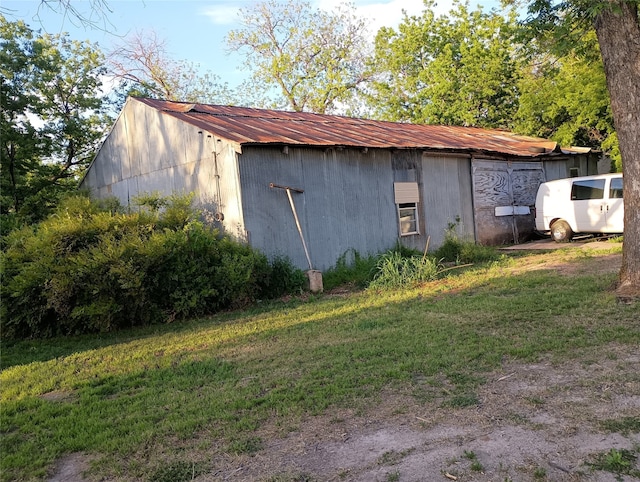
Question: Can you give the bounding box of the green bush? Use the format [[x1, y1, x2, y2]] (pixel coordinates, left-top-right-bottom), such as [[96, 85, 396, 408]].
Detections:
[[323, 249, 378, 290], [433, 229, 501, 264], [1, 194, 303, 339], [259, 256, 306, 299], [369, 251, 441, 289]]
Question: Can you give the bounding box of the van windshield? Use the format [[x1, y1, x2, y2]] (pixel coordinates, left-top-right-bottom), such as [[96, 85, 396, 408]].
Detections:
[[571, 179, 605, 200]]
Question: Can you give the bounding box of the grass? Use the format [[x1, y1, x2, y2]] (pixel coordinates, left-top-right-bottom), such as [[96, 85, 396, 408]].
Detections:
[[464, 450, 484, 472], [322, 249, 378, 290], [378, 448, 415, 466], [601, 416, 640, 435], [533, 466, 547, 479], [589, 448, 640, 479], [2, 248, 638, 481]]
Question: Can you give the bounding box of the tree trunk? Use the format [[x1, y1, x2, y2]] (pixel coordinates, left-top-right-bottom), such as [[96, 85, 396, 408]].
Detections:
[[594, 1, 640, 299]]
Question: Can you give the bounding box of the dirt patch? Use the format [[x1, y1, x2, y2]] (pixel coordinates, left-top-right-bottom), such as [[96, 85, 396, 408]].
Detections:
[[197, 344, 639, 482], [48, 251, 638, 482], [508, 251, 622, 278], [48, 453, 91, 482]]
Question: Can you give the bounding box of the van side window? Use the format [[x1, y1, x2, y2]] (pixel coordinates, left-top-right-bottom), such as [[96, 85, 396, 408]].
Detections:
[[571, 179, 605, 200], [609, 177, 623, 199]]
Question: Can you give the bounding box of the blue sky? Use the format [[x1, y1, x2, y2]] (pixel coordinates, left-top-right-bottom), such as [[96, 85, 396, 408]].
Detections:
[[3, 0, 503, 89]]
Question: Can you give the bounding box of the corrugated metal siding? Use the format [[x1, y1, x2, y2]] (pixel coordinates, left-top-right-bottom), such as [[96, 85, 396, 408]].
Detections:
[[542, 160, 567, 182], [421, 155, 475, 249], [239, 146, 396, 271], [81, 99, 247, 238], [80, 98, 604, 271], [389, 150, 425, 252], [543, 155, 598, 182]]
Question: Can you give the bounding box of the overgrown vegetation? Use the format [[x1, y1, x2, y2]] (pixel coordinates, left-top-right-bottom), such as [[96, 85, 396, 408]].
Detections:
[[2, 193, 498, 339], [322, 249, 378, 291], [369, 251, 441, 289], [1, 247, 637, 481], [433, 219, 503, 264], [323, 230, 503, 292], [0, 193, 304, 339]]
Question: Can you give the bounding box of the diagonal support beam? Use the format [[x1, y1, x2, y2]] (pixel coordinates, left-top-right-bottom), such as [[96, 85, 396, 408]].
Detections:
[[269, 183, 313, 270]]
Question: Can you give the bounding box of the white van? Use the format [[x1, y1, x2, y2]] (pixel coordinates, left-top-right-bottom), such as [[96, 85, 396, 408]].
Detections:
[[535, 173, 624, 242]]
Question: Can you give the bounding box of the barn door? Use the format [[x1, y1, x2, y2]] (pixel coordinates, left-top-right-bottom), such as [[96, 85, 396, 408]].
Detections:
[[472, 159, 545, 245]]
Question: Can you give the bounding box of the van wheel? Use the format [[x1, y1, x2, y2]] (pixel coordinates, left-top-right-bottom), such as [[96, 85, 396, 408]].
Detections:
[[550, 220, 573, 242]]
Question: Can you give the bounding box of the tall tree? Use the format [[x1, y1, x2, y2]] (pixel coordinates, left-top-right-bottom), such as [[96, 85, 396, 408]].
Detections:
[[368, 0, 522, 127], [108, 30, 235, 105], [520, 0, 640, 298], [514, 31, 618, 169], [225, 0, 371, 114], [0, 15, 112, 226]]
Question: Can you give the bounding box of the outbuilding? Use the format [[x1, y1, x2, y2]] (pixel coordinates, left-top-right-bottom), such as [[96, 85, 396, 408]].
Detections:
[[80, 97, 598, 271]]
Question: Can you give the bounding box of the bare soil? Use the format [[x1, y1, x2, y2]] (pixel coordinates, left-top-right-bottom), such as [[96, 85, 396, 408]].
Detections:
[[49, 247, 640, 482]]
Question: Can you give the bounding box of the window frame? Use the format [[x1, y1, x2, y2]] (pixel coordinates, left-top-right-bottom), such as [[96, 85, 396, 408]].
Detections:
[[394, 182, 420, 236], [609, 177, 623, 199], [397, 202, 419, 236], [571, 179, 605, 201]]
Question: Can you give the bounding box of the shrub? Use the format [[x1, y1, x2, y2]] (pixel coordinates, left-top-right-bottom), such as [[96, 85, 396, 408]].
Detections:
[[259, 256, 306, 299], [1, 194, 303, 339], [369, 251, 441, 289], [433, 220, 501, 264], [322, 249, 378, 290], [433, 237, 501, 264]]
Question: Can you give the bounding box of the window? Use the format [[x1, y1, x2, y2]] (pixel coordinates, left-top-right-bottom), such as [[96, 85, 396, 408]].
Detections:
[[394, 182, 420, 235], [609, 177, 623, 199], [571, 179, 605, 200], [398, 203, 419, 235], [569, 167, 580, 178]]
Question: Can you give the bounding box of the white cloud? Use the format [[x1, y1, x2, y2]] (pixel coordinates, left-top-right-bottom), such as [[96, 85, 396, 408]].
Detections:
[[199, 4, 246, 25], [199, 0, 469, 31], [314, 0, 435, 33], [352, 0, 426, 34]]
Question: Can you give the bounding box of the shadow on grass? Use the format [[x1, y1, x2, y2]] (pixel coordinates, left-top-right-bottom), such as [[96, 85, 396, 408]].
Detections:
[[2, 260, 639, 480], [0, 298, 306, 369]]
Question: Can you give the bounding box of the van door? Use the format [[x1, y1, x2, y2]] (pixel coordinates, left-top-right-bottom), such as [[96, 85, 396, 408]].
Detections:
[[604, 176, 624, 232], [570, 178, 607, 232]]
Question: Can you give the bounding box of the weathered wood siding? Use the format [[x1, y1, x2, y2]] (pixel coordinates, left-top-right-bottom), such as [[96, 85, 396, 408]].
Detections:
[[472, 159, 545, 245]]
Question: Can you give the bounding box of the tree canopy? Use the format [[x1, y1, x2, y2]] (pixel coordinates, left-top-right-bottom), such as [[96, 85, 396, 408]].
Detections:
[[368, 0, 522, 128], [514, 30, 617, 168], [0, 15, 112, 228], [365, 0, 618, 168], [225, 0, 371, 114], [108, 29, 235, 105], [517, 0, 640, 297]]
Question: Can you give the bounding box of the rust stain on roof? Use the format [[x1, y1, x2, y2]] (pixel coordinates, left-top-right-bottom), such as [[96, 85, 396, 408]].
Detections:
[[135, 97, 582, 158]]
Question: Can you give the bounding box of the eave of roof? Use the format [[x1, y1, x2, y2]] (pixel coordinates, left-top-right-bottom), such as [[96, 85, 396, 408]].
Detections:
[[134, 97, 589, 158]]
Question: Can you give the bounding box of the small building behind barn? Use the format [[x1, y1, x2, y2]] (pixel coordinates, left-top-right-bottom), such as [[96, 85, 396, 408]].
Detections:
[[80, 97, 599, 271]]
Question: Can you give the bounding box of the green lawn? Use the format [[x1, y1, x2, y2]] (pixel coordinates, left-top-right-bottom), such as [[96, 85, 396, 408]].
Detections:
[[1, 247, 638, 481]]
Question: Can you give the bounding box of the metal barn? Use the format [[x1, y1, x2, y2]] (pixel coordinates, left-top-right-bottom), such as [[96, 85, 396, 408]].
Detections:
[[80, 97, 598, 271]]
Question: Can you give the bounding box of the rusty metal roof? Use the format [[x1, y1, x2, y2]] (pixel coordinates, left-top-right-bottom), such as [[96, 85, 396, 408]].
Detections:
[[135, 97, 586, 158]]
